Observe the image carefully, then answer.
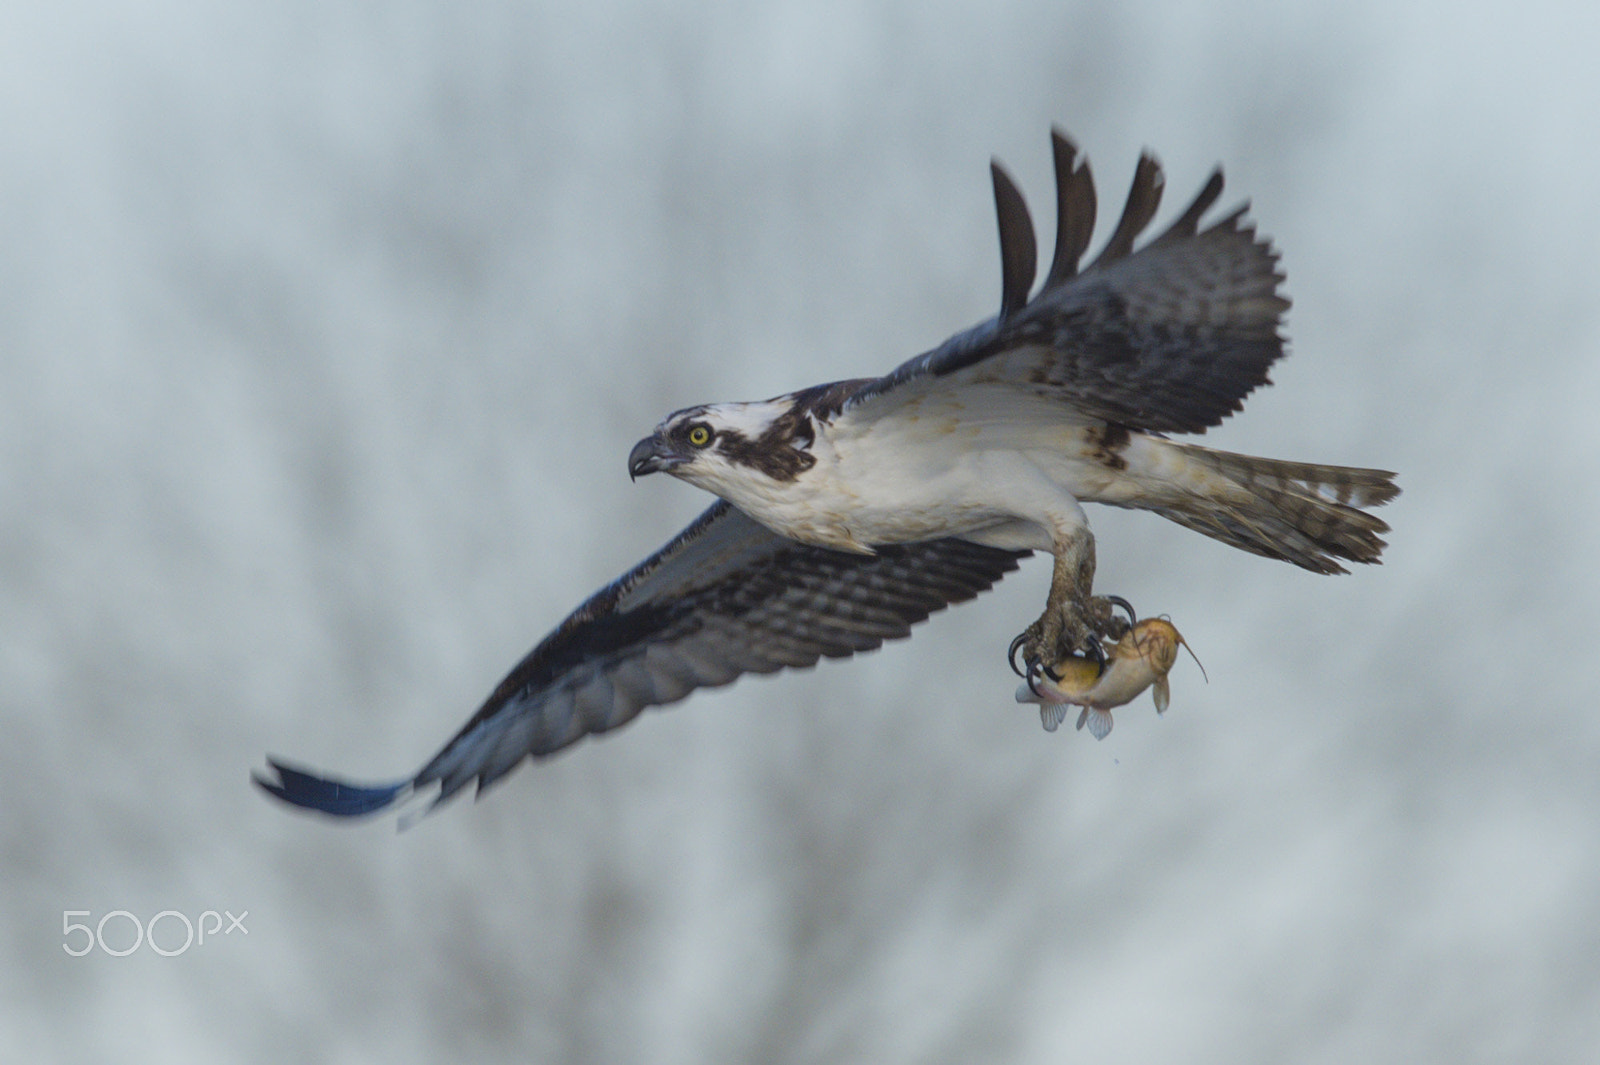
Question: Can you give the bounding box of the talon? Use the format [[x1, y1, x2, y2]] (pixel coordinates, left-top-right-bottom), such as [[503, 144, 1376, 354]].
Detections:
[[1085, 635, 1107, 673], [1041, 662, 1063, 683], [1026, 659, 1048, 699], [1008, 633, 1030, 678], [1104, 595, 1137, 627], [1087, 595, 1134, 643]]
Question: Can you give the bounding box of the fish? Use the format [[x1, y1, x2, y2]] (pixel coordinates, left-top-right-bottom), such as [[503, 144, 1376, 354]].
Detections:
[[1014, 617, 1200, 739]]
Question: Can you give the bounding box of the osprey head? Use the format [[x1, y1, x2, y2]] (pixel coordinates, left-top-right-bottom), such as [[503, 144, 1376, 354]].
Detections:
[[628, 398, 816, 491]]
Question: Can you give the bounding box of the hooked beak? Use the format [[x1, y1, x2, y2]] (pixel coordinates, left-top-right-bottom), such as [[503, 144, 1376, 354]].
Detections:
[[628, 434, 679, 480]]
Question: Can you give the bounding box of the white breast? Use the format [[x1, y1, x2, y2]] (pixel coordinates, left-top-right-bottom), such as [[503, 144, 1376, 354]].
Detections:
[[725, 384, 1119, 552]]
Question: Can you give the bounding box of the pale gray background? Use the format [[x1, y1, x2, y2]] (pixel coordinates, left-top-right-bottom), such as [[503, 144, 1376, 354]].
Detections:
[[5, 0, 1598, 1061]]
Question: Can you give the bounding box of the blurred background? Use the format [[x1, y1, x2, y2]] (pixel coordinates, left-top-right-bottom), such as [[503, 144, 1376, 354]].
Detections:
[[4, 0, 1598, 1060]]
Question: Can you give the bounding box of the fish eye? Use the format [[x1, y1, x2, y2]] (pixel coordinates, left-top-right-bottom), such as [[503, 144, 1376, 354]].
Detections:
[[686, 424, 712, 448]]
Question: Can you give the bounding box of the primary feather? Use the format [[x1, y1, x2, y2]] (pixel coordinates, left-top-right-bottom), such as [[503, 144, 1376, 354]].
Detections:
[[255, 503, 1024, 818]]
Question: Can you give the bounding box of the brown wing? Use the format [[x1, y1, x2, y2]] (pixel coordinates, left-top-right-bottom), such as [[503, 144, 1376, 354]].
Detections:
[[254, 501, 1026, 820], [848, 129, 1289, 435]]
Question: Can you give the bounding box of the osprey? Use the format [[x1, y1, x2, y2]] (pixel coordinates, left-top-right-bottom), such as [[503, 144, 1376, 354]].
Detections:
[[256, 130, 1397, 820]]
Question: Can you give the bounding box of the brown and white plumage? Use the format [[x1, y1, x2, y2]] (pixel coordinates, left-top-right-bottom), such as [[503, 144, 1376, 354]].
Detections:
[[256, 129, 1396, 821], [256, 502, 1025, 818]]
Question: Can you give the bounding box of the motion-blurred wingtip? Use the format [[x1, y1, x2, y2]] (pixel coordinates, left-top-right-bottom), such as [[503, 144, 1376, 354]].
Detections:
[[253, 756, 412, 818]]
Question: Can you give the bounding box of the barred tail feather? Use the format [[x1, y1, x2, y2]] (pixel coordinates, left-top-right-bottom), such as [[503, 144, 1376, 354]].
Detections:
[[1148, 441, 1399, 574]]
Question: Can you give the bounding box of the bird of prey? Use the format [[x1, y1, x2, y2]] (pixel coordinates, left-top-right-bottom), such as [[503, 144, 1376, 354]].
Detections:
[[256, 129, 1397, 821]]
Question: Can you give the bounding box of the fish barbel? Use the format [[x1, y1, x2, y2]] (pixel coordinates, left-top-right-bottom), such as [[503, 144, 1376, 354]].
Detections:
[[1014, 617, 1197, 739]]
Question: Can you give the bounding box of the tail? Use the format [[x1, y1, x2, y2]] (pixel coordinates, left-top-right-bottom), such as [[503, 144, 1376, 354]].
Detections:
[[1139, 440, 1399, 574]]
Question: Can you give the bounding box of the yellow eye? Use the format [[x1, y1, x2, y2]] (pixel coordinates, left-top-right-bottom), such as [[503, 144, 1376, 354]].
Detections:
[[687, 425, 712, 448]]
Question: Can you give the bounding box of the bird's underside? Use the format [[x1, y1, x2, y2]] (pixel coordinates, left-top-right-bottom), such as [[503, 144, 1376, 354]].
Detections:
[[256, 128, 1398, 822]]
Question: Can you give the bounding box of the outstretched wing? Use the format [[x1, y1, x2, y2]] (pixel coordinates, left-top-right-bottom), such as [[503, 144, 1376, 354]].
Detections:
[[846, 129, 1290, 435], [254, 501, 1026, 821]]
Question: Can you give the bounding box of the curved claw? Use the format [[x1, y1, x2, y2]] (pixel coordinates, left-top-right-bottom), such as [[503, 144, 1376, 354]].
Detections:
[[1008, 633, 1030, 678], [1103, 595, 1137, 627], [1013, 632, 1063, 697], [1025, 658, 1045, 699], [1085, 635, 1107, 673]]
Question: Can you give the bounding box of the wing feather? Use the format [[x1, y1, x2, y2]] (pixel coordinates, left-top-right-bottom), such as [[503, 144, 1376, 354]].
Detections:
[[1043, 129, 1095, 288], [1087, 152, 1164, 268], [254, 501, 1026, 821], [990, 161, 1038, 317], [846, 132, 1289, 435]]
